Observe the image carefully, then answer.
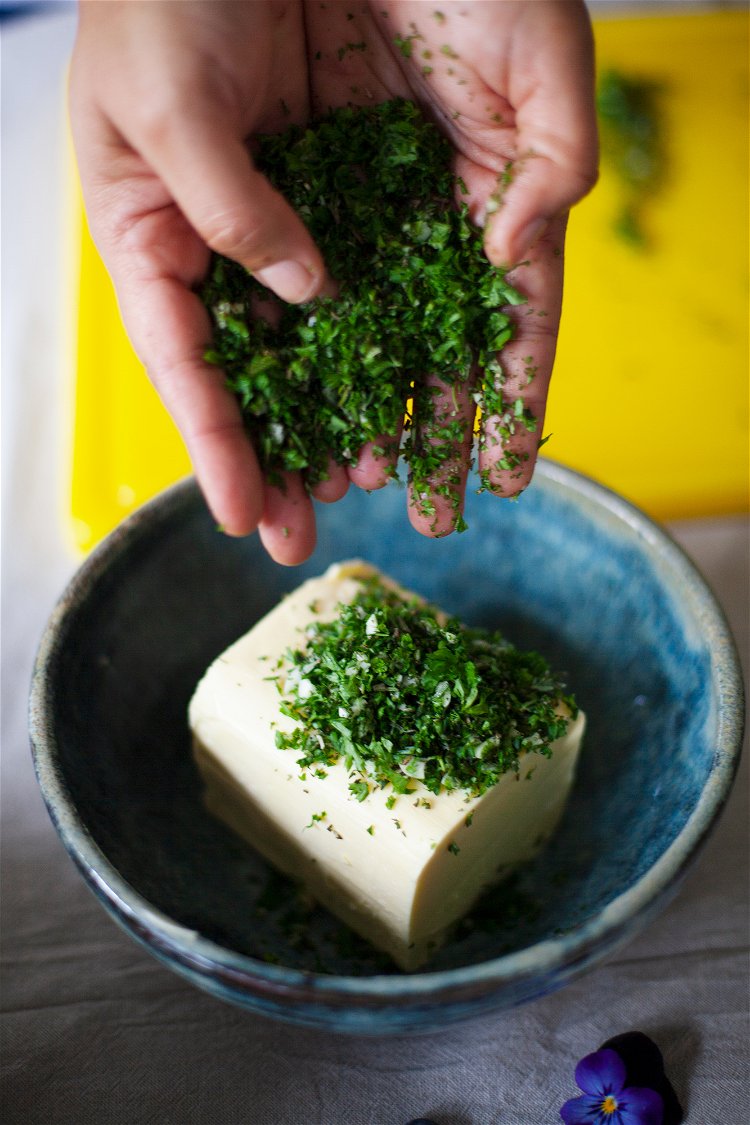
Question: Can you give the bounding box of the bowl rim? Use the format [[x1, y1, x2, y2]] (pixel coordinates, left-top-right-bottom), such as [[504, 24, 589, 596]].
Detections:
[[29, 460, 746, 1002]]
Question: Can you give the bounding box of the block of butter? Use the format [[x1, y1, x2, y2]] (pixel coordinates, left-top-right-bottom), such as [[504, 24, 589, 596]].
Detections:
[[189, 561, 585, 970]]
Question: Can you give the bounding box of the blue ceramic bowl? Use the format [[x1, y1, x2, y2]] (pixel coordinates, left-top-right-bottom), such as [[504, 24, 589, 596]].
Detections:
[[30, 462, 744, 1034]]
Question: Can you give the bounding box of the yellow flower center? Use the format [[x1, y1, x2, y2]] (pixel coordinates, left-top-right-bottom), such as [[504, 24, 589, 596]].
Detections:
[[600, 1095, 619, 1115]]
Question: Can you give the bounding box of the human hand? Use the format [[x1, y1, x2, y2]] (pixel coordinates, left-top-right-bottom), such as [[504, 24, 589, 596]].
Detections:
[[305, 0, 598, 535], [69, 0, 333, 564], [70, 0, 597, 562]]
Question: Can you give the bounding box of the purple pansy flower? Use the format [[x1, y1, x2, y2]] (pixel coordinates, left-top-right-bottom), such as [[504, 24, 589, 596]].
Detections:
[[560, 1048, 664, 1125]]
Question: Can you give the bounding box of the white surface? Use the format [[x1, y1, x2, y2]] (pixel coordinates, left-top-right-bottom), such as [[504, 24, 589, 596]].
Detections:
[[1, 9, 748, 1124]]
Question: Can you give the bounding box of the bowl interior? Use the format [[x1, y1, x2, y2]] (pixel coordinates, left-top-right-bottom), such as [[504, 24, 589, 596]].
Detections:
[[43, 466, 718, 975]]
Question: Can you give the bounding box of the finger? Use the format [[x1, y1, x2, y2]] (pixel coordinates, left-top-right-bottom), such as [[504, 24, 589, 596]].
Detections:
[[347, 434, 401, 492], [136, 111, 330, 305], [479, 214, 567, 496], [258, 472, 316, 566], [310, 459, 350, 503], [116, 271, 265, 536], [407, 374, 476, 538], [483, 6, 598, 267]]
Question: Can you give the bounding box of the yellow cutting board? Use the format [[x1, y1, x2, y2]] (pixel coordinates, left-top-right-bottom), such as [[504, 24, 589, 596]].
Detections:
[[69, 9, 749, 553]]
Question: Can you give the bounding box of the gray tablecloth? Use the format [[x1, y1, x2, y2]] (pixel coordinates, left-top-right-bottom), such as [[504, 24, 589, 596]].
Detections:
[[2, 9, 748, 1124]]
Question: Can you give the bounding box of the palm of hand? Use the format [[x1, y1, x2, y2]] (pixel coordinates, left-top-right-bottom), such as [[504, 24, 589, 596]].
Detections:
[[297, 1, 566, 525], [72, 0, 593, 563], [306, 1, 517, 201]]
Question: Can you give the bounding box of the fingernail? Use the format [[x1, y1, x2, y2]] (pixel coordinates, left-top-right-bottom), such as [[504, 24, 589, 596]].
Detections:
[[254, 260, 319, 303], [515, 217, 548, 257]]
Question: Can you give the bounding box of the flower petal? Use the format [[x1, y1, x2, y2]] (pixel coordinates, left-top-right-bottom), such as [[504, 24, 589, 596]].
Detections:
[[560, 1094, 605, 1124], [618, 1086, 665, 1125], [575, 1048, 627, 1097], [600, 1032, 683, 1125]]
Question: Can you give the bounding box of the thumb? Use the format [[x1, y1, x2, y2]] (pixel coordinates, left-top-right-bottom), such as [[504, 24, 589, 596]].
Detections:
[[483, 19, 598, 267], [141, 109, 329, 304]]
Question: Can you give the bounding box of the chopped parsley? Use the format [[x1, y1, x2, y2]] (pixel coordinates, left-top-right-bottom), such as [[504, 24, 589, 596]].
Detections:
[[274, 576, 576, 799], [393, 33, 414, 57], [200, 98, 524, 531], [596, 69, 665, 246]]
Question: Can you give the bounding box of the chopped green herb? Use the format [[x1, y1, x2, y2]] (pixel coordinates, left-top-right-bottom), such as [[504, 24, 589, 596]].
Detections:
[[487, 167, 514, 223], [596, 69, 665, 246], [337, 40, 366, 61], [448, 841, 460, 855], [304, 810, 327, 828], [349, 779, 370, 802], [394, 33, 414, 57], [200, 99, 524, 533], [274, 574, 576, 799], [367, 824, 375, 835]]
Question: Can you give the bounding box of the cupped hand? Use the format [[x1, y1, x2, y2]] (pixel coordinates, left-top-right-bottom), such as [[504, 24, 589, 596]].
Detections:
[[70, 0, 327, 564], [306, 0, 597, 534], [70, 0, 597, 563]]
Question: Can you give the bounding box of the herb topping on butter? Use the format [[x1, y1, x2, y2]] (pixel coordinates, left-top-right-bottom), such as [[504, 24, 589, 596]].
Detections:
[[273, 575, 576, 799]]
